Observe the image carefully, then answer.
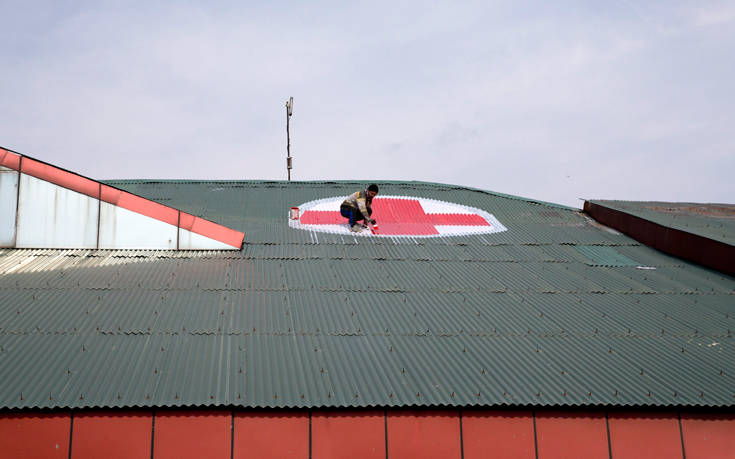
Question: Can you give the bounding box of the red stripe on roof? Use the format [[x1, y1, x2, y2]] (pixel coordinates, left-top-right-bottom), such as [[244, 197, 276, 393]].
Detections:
[[300, 211, 344, 225], [100, 185, 178, 227], [21, 157, 100, 199], [372, 198, 432, 224], [427, 213, 490, 226], [180, 212, 244, 249], [299, 211, 440, 235], [379, 223, 439, 235], [0, 148, 21, 170], [300, 197, 488, 235]]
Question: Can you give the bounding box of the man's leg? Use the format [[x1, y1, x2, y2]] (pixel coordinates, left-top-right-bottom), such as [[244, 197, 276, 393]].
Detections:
[[352, 207, 367, 225], [340, 206, 357, 227]]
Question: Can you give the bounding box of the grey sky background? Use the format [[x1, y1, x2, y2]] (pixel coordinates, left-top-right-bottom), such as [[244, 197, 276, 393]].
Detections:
[[1, 1, 733, 208]]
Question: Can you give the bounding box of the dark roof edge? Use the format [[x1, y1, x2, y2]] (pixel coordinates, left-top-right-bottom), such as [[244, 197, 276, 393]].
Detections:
[[3, 401, 734, 413], [588, 199, 734, 207], [103, 179, 578, 212], [584, 201, 735, 276]]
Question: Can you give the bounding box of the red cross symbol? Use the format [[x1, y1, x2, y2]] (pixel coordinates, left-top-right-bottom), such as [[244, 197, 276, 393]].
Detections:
[[299, 198, 490, 235]]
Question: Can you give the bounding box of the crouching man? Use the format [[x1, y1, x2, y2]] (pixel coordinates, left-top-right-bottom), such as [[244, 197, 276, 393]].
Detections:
[[340, 184, 379, 232]]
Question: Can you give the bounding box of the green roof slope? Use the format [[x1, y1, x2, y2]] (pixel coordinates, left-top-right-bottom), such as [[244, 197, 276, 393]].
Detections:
[[588, 200, 735, 246], [0, 181, 733, 410]]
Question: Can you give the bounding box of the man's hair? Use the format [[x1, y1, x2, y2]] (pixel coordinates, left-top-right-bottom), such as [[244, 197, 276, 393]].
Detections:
[[367, 184, 379, 193]]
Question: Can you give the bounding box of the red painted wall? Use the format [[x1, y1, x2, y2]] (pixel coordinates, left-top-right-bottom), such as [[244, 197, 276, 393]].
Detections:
[[233, 411, 308, 459], [535, 411, 609, 459], [463, 410, 535, 459], [0, 412, 70, 458], [608, 411, 683, 459], [153, 410, 231, 459], [312, 410, 384, 459], [681, 412, 735, 459], [387, 410, 462, 459], [1, 408, 734, 458], [72, 410, 152, 459]]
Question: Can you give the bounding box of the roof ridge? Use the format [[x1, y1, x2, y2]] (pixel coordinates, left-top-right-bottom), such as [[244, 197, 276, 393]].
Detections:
[[102, 179, 578, 211]]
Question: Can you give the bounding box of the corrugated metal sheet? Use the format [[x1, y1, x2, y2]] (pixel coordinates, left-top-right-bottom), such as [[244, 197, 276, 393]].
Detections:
[[0, 181, 734, 411], [574, 245, 639, 267]]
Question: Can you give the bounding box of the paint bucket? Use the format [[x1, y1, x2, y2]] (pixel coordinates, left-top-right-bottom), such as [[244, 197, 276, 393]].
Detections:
[[289, 207, 300, 220], [370, 223, 379, 234]]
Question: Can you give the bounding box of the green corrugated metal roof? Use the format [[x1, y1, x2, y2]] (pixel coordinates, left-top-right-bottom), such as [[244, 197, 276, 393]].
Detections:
[[0, 181, 734, 411], [588, 200, 735, 246]]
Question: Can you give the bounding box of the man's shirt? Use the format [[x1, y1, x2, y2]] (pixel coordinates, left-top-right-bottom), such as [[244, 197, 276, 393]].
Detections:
[[342, 190, 372, 217]]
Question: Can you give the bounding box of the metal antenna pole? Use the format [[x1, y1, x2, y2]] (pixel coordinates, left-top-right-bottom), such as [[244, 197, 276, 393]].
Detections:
[[285, 97, 293, 181]]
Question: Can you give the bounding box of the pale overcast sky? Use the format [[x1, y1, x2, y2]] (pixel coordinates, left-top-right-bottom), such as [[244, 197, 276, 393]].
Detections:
[[1, 1, 733, 208]]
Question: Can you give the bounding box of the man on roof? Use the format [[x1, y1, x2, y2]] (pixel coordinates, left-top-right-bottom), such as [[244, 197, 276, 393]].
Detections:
[[340, 184, 379, 232]]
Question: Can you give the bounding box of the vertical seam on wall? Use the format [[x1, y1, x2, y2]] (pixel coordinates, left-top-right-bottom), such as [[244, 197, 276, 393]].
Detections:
[[678, 410, 686, 459], [68, 410, 74, 459], [150, 409, 156, 459], [14, 156, 22, 247], [605, 411, 613, 459], [231, 408, 235, 459], [309, 410, 312, 459], [532, 410, 539, 459], [96, 183, 102, 249], [459, 410, 465, 459], [176, 210, 181, 250], [384, 409, 389, 459]]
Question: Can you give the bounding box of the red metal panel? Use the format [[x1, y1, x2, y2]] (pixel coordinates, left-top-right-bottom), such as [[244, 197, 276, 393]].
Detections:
[[462, 410, 535, 459], [608, 411, 682, 459], [179, 212, 244, 248], [312, 410, 384, 459], [535, 411, 609, 459], [387, 410, 461, 459], [0, 148, 21, 170], [101, 185, 179, 227], [0, 412, 70, 458], [72, 410, 152, 459], [233, 411, 308, 459], [427, 213, 490, 226], [153, 410, 231, 459], [21, 157, 100, 199], [681, 412, 735, 459]]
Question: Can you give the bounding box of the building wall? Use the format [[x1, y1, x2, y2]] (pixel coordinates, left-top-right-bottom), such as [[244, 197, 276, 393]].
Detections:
[[1, 408, 733, 458]]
